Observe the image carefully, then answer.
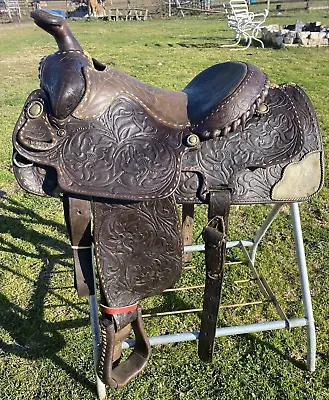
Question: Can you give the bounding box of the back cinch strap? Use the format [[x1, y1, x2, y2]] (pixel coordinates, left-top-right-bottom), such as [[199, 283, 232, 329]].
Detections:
[[198, 190, 231, 363], [100, 303, 138, 315]]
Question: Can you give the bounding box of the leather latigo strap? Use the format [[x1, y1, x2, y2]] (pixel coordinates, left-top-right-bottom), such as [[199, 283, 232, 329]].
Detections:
[[198, 190, 231, 362], [62, 196, 94, 297], [93, 196, 182, 387]]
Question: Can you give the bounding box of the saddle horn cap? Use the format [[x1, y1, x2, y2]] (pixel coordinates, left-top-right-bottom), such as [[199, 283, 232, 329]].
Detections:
[[31, 10, 83, 51]]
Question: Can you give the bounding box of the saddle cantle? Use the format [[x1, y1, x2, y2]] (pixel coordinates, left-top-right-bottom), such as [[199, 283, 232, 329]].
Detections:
[[184, 61, 269, 139], [12, 10, 323, 390], [176, 83, 324, 205]]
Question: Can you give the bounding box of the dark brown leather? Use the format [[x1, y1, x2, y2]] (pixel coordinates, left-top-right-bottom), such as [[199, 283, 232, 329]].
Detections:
[[93, 197, 182, 387], [13, 89, 186, 201], [62, 196, 94, 297], [32, 10, 88, 119], [93, 197, 182, 310], [12, 153, 58, 197], [13, 83, 323, 206], [39, 51, 89, 119], [73, 66, 190, 129], [98, 308, 151, 389], [198, 190, 230, 362], [176, 84, 324, 205], [11, 10, 324, 390], [31, 10, 83, 51], [184, 62, 269, 139]]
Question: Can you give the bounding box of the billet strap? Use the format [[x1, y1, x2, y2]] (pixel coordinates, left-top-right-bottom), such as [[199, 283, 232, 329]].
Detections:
[[62, 195, 95, 297], [97, 307, 151, 389], [198, 190, 231, 362], [100, 303, 138, 315]]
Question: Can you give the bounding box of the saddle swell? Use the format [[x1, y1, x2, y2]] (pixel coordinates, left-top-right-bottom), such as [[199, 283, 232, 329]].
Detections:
[[11, 9, 324, 390]]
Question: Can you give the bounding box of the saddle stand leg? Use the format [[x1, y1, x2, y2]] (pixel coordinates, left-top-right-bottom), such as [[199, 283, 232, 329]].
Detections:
[[182, 204, 195, 263], [62, 196, 107, 398], [247, 202, 316, 371], [89, 284, 107, 400], [290, 203, 316, 371], [198, 190, 231, 362], [250, 203, 284, 265]]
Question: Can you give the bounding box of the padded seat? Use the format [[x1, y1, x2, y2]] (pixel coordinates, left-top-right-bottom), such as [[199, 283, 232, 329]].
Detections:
[[183, 62, 247, 125], [183, 61, 269, 138]]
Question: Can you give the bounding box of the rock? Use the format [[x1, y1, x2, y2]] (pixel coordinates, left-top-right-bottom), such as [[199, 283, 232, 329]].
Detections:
[[275, 35, 284, 47], [309, 32, 321, 39], [265, 24, 280, 31], [300, 31, 310, 39], [261, 23, 329, 47], [283, 36, 294, 44]]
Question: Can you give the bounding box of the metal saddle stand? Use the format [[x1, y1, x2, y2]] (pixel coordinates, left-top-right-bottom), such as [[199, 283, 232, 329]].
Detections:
[[87, 201, 316, 399]]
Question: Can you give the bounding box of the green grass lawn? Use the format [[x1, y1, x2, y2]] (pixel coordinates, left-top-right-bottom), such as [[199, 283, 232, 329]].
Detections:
[[1, 10, 329, 400]]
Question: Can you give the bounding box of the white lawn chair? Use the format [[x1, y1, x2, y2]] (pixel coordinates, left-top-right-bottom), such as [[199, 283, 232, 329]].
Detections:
[[8, 0, 21, 21], [0, 0, 10, 20], [0, 0, 21, 21], [222, 0, 268, 50]]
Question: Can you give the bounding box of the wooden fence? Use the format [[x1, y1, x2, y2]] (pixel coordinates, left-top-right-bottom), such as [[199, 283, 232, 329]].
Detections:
[[251, 0, 329, 12], [2, 0, 329, 21]]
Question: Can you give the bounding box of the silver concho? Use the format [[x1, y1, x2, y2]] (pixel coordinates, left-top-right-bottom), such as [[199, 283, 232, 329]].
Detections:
[[26, 100, 43, 119]]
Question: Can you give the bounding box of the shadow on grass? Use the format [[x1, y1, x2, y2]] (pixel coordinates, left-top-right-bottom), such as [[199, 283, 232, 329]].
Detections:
[[174, 39, 264, 50], [143, 291, 197, 315], [0, 194, 315, 394], [0, 195, 97, 394], [0, 196, 69, 256], [176, 42, 228, 49], [149, 36, 242, 49], [238, 330, 309, 371]]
